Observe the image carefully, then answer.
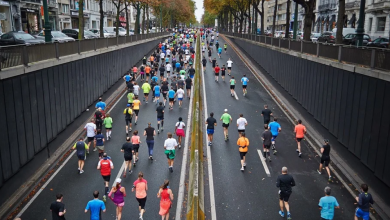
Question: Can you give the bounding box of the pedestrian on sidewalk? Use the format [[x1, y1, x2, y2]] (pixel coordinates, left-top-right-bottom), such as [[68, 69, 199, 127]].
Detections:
[[319, 186, 340, 220], [276, 166, 295, 219], [157, 180, 174, 220], [94, 129, 105, 159], [72, 137, 89, 174], [103, 113, 113, 141], [261, 125, 272, 162], [175, 117, 185, 149], [206, 112, 217, 146], [237, 132, 249, 171], [50, 193, 66, 220], [131, 130, 141, 166], [236, 114, 247, 135], [85, 119, 97, 153], [294, 119, 307, 157], [354, 184, 374, 220], [144, 123, 156, 160], [109, 178, 126, 220], [85, 191, 106, 220], [317, 139, 332, 181], [121, 137, 134, 177], [220, 109, 232, 141], [133, 172, 148, 220], [97, 152, 114, 201], [261, 105, 273, 125], [164, 132, 178, 173]]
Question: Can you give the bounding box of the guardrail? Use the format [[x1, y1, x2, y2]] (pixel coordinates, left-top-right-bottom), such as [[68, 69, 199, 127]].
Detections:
[[220, 31, 390, 71], [0, 32, 168, 71]]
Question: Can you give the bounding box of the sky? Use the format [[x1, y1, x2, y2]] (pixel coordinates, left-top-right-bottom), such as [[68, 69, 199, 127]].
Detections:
[[194, 0, 204, 23]]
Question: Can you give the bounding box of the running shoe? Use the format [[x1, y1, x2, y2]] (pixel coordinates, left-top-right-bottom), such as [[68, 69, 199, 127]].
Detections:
[[287, 212, 291, 219], [273, 150, 277, 155], [296, 149, 299, 153], [298, 152, 302, 157], [243, 163, 246, 167], [161, 127, 164, 131], [133, 162, 136, 167], [129, 170, 133, 174], [80, 170, 84, 174], [135, 122, 137, 125], [146, 101, 148, 103], [328, 176, 332, 182], [317, 169, 322, 174], [279, 211, 284, 217], [208, 142, 211, 146], [157, 129, 160, 134], [272, 145, 276, 150], [93, 148, 97, 152], [268, 156, 272, 162], [129, 128, 132, 132], [169, 167, 173, 173], [103, 195, 107, 203], [179, 144, 181, 149], [240, 167, 244, 171]]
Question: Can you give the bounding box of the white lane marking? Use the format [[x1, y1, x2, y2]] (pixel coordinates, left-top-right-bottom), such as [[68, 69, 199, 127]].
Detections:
[[175, 40, 197, 220], [17, 86, 128, 218], [233, 91, 239, 100], [202, 49, 217, 220], [257, 149, 271, 177]]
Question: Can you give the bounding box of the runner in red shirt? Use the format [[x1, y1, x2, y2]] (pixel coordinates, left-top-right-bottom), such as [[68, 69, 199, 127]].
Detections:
[[159, 42, 162, 49], [294, 119, 307, 157], [214, 64, 220, 82], [97, 152, 114, 202]]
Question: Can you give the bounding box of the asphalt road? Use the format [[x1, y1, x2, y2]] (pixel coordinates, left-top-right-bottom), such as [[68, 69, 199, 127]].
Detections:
[[20, 55, 191, 219], [204, 36, 357, 220]]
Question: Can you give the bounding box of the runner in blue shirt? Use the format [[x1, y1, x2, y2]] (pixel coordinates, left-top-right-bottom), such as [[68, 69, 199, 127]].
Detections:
[[168, 87, 176, 110], [154, 84, 161, 104], [123, 73, 131, 83], [85, 191, 106, 220], [268, 117, 281, 155], [95, 97, 106, 110], [319, 187, 340, 220], [241, 74, 249, 96], [218, 47, 223, 58], [151, 75, 159, 83], [175, 62, 181, 73]]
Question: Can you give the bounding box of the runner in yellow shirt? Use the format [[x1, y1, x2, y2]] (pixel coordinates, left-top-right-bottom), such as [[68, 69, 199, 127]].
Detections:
[[141, 82, 151, 103], [133, 96, 141, 125]]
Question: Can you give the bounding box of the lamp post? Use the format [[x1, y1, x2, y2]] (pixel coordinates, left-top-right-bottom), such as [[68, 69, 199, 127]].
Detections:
[[292, 1, 298, 39], [355, 0, 366, 46], [42, 0, 52, 42]]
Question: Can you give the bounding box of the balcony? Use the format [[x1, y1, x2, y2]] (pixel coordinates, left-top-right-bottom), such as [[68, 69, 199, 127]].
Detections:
[[21, 0, 41, 4], [367, 0, 390, 12], [48, 0, 57, 7], [345, 1, 360, 9], [318, 3, 337, 12]]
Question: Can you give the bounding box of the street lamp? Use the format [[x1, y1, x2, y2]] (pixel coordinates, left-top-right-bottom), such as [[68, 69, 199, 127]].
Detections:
[[42, 0, 52, 42], [355, 0, 366, 47]]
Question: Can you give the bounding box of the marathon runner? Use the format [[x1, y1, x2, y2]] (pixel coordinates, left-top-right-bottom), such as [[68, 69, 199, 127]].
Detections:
[[226, 58, 233, 75], [230, 76, 236, 96], [131, 130, 141, 166], [185, 76, 192, 99], [241, 74, 249, 96], [206, 112, 217, 146], [317, 139, 332, 181], [84, 118, 96, 153], [121, 137, 134, 177], [123, 104, 133, 134], [176, 86, 185, 107], [261, 105, 273, 125], [164, 132, 178, 173], [97, 152, 114, 201], [153, 83, 161, 104], [141, 81, 151, 103], [220, 109, 232, 141], [294, 119, 307, 157], [94, 129, 105, 159], [175, 117, 185, 149], [221, 65, 226, 81], [72, 137, 89, 174], [237, 132, 249, 171], [168, 87, 175, 110], [214, 64, 220, 82], [261, 125, 273, 162], [132, 96, 141, 125], [268, 117, 282, 155], [103, 113, 113, 140], [156, 102, 165, 133]]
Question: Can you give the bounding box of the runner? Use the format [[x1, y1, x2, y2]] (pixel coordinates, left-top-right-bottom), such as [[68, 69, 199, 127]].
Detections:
[[168, 87, 175, 110], [50, 194, 66, 219], [95, 97, 106, 110], [261, 125, 273, 162], [176, 86, 185, 107], [95, 108, 104, 131], [261, 105, 273, 125], [218, 46, 223, 59], [214, 64, 220, 82], [188, 65, 195, 79], [354, 184, 374, 220], [127, 90, 135, 107], [220, 109, 232, 141], [164, 132, 178, 173], [268, 117, 281, 155], [84, 119, 97, 153], [133, 82, 140, 97], [202, 56, 207, 71], [166, 62, 172, 78], [144, 123, 156, 160], [159, 64, 166, 81], [85, 191, 106, 220], [229, 76, 236, 96], [123, 104, 133, 134], [94, 129, 105, 159], [241, 74, 249, 96], [317, 139, 332, 181], [139, 65, 145, 82], [212, 57, 217, 68], [132, 65, 138, 80], [121, 137, 134, 177], [108, 179, 126, 220], [221, 65, 226, 81], [103, 113, 113, 140], [226, 58, 233, 75], [224, 43, 227, 53], [157, 180, 174, 220], [141, 81, 151, 103], [175, 117, 185, 149], [161, 81, 169, 107], [97, 152, 114, 201], [237, 132, 249, 171], [236, 114, 248, 134], [154, 83, 161, 104], [294, 119, 306, 157], [185, 76, 192, 99], [123, 72, 132, 83], [142, 55, 147, 65], [276, 167, 295, 219], [170, 76, 178, 101], [319, 187, 340, 220], [133, 96, 141, 125], [72, 137, 89, 174], [132, 172, 148, 220], [131, 130, 141, 166], [208, 47, 212, 62], [206, 112, 217, 146], [156, 102, 165, 133]]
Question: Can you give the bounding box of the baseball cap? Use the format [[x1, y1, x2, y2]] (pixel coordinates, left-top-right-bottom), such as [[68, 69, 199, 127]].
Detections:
[[115, 178, 122, 183], [127, 104, 130, 107], [224, 109, 228, 112]]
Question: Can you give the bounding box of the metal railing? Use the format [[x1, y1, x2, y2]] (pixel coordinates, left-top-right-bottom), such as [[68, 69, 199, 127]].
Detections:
[[0, 32, 168, 71], [220, 31, 390, 71]]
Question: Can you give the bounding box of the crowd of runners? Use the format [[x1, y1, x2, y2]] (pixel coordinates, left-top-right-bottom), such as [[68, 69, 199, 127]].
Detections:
[[46, 28, 375, 220]]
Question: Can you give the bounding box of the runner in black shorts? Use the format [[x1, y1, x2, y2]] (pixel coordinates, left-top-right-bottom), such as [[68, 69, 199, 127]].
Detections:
[[317, 139, 332, 181], [261, 125, 272, 162], [276, 167, 295, 219]]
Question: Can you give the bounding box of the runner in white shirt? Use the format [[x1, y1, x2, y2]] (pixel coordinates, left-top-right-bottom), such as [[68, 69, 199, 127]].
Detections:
[[84, 119, 97, 152], [176, 87, 185, 108], [166, 49, 171, 57], [226, 58, 233, 75], [166, 63, 172, 77], [236, 114, 248, 135], [164, 132, 178, 173], [133, 82, 140, 96], [160, 52, 165, 60]]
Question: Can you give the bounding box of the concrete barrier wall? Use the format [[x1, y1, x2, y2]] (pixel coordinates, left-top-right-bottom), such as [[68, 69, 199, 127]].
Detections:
[[230, 37, 390, 187], [0, 38, 161, 187]]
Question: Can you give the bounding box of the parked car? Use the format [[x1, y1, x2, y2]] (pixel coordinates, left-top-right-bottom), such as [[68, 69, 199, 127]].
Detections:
[[62, 29, 98, 39], [0, 31, 45, 46], [310, 33, 321, 43], [297, 31, 304, 40], [103, 27, 127, 36], [367, 37, 389, 48], [317, 32, 336, 44], [34, 30, 75, 43], [89, 29, 115, 38], [342, 33, 371, 46], [274, 31, 285, 38], [332, 28, 356, 36]]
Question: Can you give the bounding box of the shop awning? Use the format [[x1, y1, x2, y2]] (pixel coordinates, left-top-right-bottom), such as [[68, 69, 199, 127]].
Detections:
[[348, 14, 356, 24]]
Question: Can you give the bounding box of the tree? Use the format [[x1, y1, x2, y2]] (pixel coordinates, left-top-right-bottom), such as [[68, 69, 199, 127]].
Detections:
[[98, 0, 104, 37], [202, 11, 217, 27], [284, 0, 291, 38], [272, 0, 278, 36], [112, 0, 126, 36], [295, 0, 316, 41], [78, 0, 84, 39], [336, 0, 345, 44], [125, 0, 131, 36], [253, 0, 267, 35]]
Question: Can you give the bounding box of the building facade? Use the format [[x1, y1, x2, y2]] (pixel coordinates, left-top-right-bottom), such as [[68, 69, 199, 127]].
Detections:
[[0, 0, 12, 33], [365, 0, 390, 38], [314, 0, 337, 33], [266, 0, 304, 32]]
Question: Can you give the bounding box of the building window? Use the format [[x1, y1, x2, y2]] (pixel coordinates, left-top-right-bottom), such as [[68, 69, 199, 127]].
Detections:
[[62, 4, 69, 13], [368, 17, 372, 31], [377, 17, 386, 31]]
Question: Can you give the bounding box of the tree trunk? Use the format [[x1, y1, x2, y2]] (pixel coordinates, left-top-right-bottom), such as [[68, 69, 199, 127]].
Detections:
[[125, 2, 130, 36], [135, 3, 140, 34], [261, 0, 265, 34], [142, 5, 145, 34], [336, 0, 345, 44], [272, 0, 278, 36], [224, 9, 229, 31], [303, 0, 315, 41], [115, 3, 120, 36], [78, 0, 84, 39], [147, 4, 149, 34], [229, 12, 233, 32], [99, 0, 103, 38], [285, 0, 291, 38], [247, 4, 251, 34]]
